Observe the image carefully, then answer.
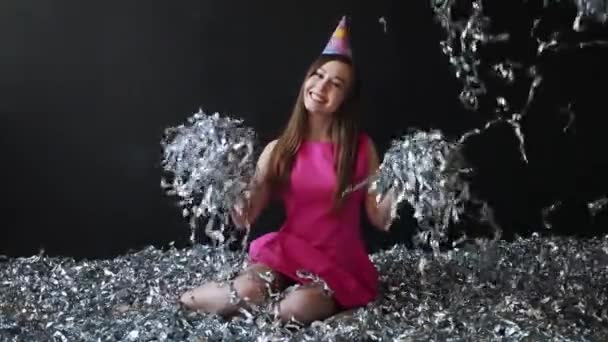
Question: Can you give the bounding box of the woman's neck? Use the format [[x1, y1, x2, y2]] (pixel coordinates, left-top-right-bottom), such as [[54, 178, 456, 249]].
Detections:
[[306, 113, 332, 142]]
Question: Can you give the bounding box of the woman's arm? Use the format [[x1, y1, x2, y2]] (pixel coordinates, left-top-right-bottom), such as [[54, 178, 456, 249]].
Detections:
[[231, 140, 277, 229], [365, 139, 396, 231]]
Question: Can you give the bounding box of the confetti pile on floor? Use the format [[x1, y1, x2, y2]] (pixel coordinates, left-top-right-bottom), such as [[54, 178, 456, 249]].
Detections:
[[1, 234, 607, 341]]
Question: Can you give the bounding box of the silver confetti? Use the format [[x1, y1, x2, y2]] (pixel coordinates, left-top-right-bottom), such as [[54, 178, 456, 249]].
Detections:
[[161, 109, 257, 245], [295, 270, 334, 297], [433, 0, 608, 166], [574, 0, 608, 31], [368, 130, 487, 254], [378, 16, 388, 33], [2, 236, 606, 340], [588, 197, 608, 217]]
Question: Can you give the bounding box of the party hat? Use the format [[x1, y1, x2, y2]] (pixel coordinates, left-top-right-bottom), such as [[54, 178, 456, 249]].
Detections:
[[321, 16, 352, 58]]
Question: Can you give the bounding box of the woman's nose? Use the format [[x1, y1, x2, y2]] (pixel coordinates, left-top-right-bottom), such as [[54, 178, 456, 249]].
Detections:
[[315, 79, 331, 93]]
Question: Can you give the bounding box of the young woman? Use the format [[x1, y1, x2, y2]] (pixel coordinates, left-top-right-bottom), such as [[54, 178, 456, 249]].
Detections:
[[180, 17, 395, 324]]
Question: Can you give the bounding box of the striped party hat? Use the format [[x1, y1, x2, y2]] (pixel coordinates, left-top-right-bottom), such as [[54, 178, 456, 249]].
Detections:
[[321, 16, 352, 58]]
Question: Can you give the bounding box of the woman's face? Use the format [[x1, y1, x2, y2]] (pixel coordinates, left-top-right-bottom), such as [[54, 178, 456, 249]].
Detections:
[[303, 60, 353, 116]]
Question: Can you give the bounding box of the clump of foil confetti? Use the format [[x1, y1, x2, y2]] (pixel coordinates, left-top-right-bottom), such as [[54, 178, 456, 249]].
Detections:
[[161, 109, 257, 245], [2, 235, 608, 341], [367, 130, 493, 253]]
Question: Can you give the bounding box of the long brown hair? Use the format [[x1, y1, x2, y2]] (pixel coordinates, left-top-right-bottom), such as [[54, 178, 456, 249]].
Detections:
[[266, 54, 361, 209]]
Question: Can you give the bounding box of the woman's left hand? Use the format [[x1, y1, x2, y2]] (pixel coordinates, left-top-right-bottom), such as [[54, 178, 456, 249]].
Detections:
[[371, 187, 399, 232], [365, 137, 400, 231]]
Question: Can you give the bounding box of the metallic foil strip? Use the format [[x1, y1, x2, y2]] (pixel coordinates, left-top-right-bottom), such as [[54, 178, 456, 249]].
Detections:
[[161, 109, 257, 245]]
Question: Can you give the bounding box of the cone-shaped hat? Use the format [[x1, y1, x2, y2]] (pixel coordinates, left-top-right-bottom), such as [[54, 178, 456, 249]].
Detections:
[[321, 16, 352, 58]]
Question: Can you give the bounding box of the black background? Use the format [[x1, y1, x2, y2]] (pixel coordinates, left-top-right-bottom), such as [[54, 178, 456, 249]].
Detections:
[[1, 0, 606, 259]]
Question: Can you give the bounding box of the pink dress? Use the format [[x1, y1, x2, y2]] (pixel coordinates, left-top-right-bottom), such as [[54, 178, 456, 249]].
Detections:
[[248, 134, 379, 309]]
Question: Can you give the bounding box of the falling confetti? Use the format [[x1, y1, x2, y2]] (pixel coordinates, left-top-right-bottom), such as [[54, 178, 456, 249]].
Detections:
[[378, 16, 388, 33], [431, 0, 608, 164]]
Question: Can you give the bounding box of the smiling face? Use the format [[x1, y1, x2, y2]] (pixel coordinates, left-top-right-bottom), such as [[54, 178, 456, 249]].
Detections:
[[302, 60, 353, 117], [268, 55, 361, 209]]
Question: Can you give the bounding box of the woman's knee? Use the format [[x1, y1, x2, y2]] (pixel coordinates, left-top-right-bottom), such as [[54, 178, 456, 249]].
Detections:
[[278, 293, 309, 322], [232, 270, 272, 305], [179, 281, 233, 314], [179, 264, 282, 315], [278, 286, 337, 323]]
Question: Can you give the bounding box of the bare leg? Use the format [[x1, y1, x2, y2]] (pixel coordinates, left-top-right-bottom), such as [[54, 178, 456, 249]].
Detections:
[[180, 263, 290, 317], [277, 283, 339, 324], [325, 308, 356, 322]]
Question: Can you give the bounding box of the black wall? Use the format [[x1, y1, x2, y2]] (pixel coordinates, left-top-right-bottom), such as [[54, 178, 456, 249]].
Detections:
[[2, 1, 605, 259], [1, 1, 470, 258]]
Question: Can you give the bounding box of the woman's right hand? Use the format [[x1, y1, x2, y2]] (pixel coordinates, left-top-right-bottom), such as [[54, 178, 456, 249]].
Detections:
[[229, 139, 276, 231], [230, 203, 250, 230]]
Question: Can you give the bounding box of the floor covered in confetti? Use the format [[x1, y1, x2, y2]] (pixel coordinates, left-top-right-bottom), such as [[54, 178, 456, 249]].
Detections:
[[1, 234, 607, 341]]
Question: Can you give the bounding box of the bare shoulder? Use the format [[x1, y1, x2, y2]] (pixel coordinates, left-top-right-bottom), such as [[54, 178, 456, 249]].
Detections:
[[265, 139, 278, 151], [260, 139, 278, 159], [257, 139, 278, 170]]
